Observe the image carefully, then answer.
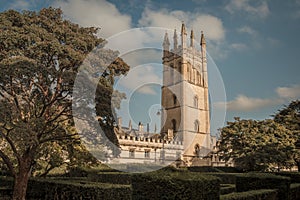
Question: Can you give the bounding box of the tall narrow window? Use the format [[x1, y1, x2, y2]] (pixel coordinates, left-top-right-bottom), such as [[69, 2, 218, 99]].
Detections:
[[194, 120, 199, 132], [194, 96, 198, 108], [171, 119, 176, 132], [173, 94, 177, 105], [170, 63, 174, 84]]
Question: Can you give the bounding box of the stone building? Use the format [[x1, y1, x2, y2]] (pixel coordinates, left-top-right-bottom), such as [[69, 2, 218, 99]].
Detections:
[[113, 23, 218, 166]]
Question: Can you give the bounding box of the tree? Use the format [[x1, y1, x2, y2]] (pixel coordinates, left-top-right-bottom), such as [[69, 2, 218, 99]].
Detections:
[[274, 100, 300, 171], [0, 8, 129, 200], [218, 118, 295, 171]]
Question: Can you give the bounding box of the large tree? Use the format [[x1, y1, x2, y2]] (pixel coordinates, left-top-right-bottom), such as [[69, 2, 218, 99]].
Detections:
[[218, 118, 295, 171], [274, 100, 300, 171], [0, 8, 129, 200]]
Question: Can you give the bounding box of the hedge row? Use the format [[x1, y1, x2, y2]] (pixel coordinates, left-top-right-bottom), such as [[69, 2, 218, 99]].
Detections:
[[220, 189, 277, 200], [131, 171, 220, 200], [290, 183, 300, 200], [236, 173, 291, 200], [205, 173, 239, 184], [274, 172, 300, 183], [0, 176, 131, 200], [220, 184, 236, 195], [88, 172, 132, 185]]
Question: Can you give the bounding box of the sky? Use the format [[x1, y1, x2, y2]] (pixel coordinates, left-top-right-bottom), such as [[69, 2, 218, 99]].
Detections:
[[1, 0, 300, 135]]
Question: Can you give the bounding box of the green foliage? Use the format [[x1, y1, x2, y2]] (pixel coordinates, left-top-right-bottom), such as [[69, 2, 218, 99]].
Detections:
[[274, 171, 300, 183], [0, 176, 131, 200], [205, 173, 240, 184], [0, 7, 130, 199], [218, 118, 295, 171], [274, 100, 300, 171], [220, 184, 236, 195], [131, 171, 220, 200], [290, 183, 300, 200], [220, 189, 277, 200], [187, 166, 224, 172], [235, 173, 290, 200]]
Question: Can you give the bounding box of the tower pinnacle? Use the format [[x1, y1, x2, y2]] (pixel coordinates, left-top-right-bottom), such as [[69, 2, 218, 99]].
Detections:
[[173, 29, 178, 50], [181, 22, 187, 48], [190, 29, 195, 47]]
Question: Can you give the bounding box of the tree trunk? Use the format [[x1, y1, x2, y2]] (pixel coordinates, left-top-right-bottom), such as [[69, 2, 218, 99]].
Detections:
[[12, 158, 32, 200], [297, 161, 300, 172]]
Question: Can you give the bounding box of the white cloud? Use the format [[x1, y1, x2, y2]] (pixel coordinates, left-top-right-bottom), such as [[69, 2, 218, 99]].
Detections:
[[276, 85, 300, 99], [138, 8, 225, 42], [217, 95, 283, 111], [237, 26, 258, 36], [117, 65, 161, 95], [225, 0, 270, 19], [230, 43, 247, 51], [8, 0, 30, 10], [53, 0, 132, 38]]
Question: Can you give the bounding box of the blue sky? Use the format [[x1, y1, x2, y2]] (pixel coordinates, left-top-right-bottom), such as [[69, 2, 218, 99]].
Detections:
[[1, 0, 300, 135]]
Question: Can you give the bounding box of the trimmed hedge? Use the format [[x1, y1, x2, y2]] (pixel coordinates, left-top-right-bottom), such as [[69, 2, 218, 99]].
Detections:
[[290, 183, 300, 200], [188, 166, 224, 173], [89, 172, 132, 185], [131, 171, 220, 200], [205, 173, 240, 184], [236, 173, 290, 200], [275, 172, 300, 183], [0, 176, 131, 200], [214, 167, 243, 173], [220, 189, 277, 200], [220, 184, 236, 195]]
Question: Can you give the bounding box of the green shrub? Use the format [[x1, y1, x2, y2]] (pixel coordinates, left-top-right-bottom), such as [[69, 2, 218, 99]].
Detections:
[[205, 173, 240, 184], [214, 167, 243, 173], [220, 184, 236, 195], [131, 171, 220, 200], [26, 178, 131, 200], [236, 173, 290, 200], [275, 172, 300, 183], [290, 183, 300, 200], [89, 172, 132, 184], [0, 176, 131, 199], [188, 166, 223, 172], [220, 189, 277, 200]]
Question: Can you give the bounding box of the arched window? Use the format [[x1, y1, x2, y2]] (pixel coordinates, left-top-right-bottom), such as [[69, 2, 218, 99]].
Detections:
[[194, 144, 200, 158], [194, 120, 199, 132], [173, 94, 177, 105], [194, 96, 198, 108], [171, 119, 176, 132]]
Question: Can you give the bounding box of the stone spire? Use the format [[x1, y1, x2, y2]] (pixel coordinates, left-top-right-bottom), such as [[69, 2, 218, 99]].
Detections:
[[181, 22, 187, 49], [200, 31, 206, 46], [173, 29, 178, 50], [190, 29, 194, 47], [163, 32, 170, 51]]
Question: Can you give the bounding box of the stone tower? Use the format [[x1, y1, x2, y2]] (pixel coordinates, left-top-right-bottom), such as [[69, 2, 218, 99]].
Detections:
[[161, 23, 211, 164]]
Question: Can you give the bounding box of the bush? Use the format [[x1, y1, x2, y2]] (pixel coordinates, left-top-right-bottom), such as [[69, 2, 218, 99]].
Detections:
[[205, 173, 240, 184], [89, 172, 132, 185], [188, 166, 223, 172], [220, 184, 236, 195], [275, 172, 300, 183], [220, 189, 277, 200], [0, 176, 131, 200], [26, 178, 131, 200], [214, 167, 243, 173], [290, 183, 300, 200], [236, 173, 290, 200], [131, 171, 220, 200]]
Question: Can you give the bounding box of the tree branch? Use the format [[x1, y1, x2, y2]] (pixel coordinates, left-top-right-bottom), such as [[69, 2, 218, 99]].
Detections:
[[0, 149, 16, 177]]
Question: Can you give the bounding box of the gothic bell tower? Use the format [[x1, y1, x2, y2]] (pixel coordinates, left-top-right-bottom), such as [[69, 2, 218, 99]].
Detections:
[[161, 23, 211, 164]]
